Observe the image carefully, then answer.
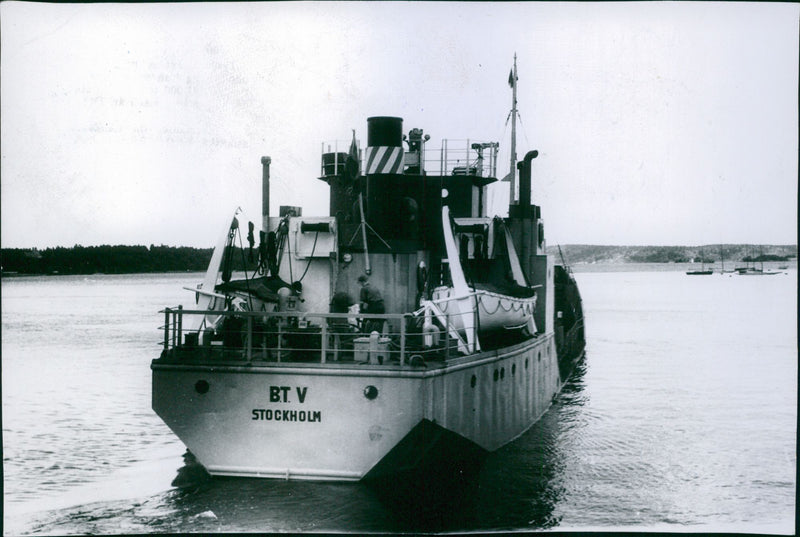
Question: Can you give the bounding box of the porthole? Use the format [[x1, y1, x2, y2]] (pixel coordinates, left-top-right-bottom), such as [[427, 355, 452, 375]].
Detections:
[[512, 364, 516, 376], [525, 358, 529, 369], [470, 375, 477, 388], [538, 351, 542, 362], [364, 385, 379, 400], [500, 367, 505, 379], [195, 380, 209, 394], [493, 369, 499, 382]]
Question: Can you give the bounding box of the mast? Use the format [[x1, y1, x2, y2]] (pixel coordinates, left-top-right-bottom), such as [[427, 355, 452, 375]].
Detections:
[[509, 53, 518, 204]]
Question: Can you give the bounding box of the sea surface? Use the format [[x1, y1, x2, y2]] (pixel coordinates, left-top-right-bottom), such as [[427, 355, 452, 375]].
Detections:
[[2, 265, 796, 534]]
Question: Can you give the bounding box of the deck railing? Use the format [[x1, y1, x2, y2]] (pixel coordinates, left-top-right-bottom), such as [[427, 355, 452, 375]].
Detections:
[[319, 138, 499, 179], [158, 307, 467, 366], [432, 139, 499, 178]]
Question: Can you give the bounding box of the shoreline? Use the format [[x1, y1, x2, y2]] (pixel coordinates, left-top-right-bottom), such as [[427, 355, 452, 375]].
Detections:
[[2, 261, 795, 278]]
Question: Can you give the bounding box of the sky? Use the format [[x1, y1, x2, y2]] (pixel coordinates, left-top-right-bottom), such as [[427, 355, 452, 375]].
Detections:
[[1, 1, 798, 249]]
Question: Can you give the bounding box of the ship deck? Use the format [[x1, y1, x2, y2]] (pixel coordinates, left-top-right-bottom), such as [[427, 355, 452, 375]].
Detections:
[[153, 306, 543, 374]]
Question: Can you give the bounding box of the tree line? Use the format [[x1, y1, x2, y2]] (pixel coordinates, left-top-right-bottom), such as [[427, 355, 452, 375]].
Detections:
[[0, 245, 261, 275], [2, 243, 795, 276]]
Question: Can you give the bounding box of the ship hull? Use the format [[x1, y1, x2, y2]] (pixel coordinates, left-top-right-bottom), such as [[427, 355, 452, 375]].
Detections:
[[152, 333, 567, 481]]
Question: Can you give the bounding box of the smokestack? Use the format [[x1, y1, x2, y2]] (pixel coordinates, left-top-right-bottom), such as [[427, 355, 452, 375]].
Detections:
[[517, 150, 538, 208], [261, 156, 271, 232], [365, 117, 404, 175]]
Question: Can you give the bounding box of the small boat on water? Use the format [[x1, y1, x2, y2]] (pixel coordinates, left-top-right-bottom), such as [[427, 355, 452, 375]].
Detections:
[[686, 269, 713, 276], [151, 58, 586, 490], [686, 248, 713, 275], [735, 267, 782, 276], [735, 246, 782, 275], [717, 244, 736, 274]]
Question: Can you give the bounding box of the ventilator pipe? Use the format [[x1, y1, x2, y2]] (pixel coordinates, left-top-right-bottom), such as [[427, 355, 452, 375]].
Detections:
[[517, 150, 538, 208], [261, 156, 271, 233]]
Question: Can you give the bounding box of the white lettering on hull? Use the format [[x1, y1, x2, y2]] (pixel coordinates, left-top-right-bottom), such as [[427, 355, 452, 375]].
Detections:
[[251, 409, 322, 422]]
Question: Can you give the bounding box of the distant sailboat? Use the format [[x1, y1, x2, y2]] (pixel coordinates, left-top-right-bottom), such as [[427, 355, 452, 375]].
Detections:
[[718, 244, 735, 274], [735, 245, 753, 274], [687, 248, 713, 275], [778, 246, 789, 269], [735, 246, 781, 276]]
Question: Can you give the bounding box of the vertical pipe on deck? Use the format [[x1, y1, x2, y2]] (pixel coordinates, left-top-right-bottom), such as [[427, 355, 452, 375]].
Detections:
[[473, 296, 479, 354], [445, 311, 451, 361], [177, 305, 183, 347], [262, 322, 268, 361], [320, 322, 327, 363], [171, 310, 177, 348], [246, 315, 253, 361], [399, 315, 406, 366], [440, 140, 445, 177], [276, 322, 282, 362], [163, 308, 170, 351], [261, 156, 271, 234]]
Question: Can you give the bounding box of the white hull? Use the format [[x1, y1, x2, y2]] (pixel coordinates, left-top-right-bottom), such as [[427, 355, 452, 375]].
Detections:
[[152, 333, 561, 480], [152, 84, 587, 484]]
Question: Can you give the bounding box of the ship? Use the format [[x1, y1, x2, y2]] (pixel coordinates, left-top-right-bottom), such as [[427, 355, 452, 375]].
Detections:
[[735, 246, 782, 276], [151, 58, 586, 491], [686, 249, 713, 275]]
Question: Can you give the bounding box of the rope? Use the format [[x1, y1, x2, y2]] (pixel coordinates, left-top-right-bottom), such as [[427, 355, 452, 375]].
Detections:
[[235, 228, 254, 312], [257, 232, 268, 276], [286, 221, 294, 285], [475, 293, 534, 315], [298, 232, 319, 282], [498, 115, 510, 159], [477, 293, 503, 315], [516, 111, 531, 148]]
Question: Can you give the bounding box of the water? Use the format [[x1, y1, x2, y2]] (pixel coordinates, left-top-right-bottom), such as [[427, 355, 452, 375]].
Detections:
[[2, 267, 796, 534]]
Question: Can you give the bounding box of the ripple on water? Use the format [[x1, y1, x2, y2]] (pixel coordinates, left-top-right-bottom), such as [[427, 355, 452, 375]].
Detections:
[[2, 271, 796, 534]]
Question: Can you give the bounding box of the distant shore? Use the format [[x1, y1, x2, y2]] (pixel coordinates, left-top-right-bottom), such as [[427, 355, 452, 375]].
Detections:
[[568, 261, 796, 274], [1, 243, 796, 277], [547, 244, 796, 266]]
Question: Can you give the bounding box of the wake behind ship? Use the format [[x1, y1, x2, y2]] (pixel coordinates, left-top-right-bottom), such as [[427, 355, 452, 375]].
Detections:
[[151, 60, 585, 487]]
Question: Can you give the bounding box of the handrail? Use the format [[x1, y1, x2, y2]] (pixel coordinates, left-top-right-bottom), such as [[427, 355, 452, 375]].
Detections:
[[157, 307, 473, 367], [160, 308, 409, 320], [428, 139, 499, 178]]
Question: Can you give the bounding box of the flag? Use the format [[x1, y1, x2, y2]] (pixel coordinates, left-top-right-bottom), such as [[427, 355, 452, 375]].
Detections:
[[508, 68, 515, 88], [345, 129, 360, 182], [344, 129, 361, 195]]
